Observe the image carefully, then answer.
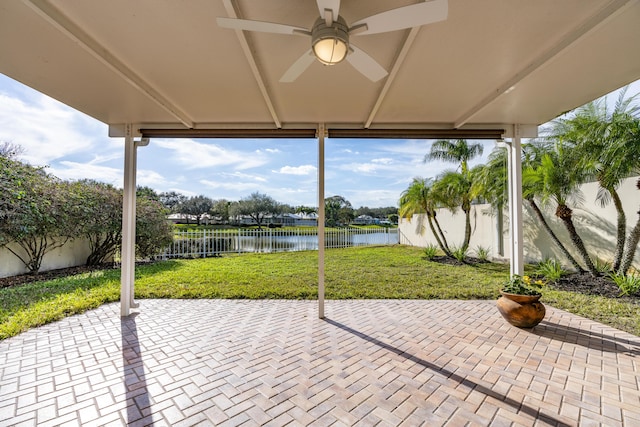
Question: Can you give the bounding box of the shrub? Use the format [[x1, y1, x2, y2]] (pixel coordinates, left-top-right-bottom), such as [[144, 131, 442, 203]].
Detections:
[[451, 246, 468, 262], [502, 275, 545, 296], [609, 273, 640, 296], [423, 244, 439, 260], [136, 198, 174, 260], [535, 258, 566, 283], [594, 258, 612, 274], [475, 245, 490, 262]]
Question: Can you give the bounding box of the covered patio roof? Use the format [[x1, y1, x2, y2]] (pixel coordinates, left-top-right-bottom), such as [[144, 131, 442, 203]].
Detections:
[[2, 0, 640, 317], [1, 0, 639, 136]]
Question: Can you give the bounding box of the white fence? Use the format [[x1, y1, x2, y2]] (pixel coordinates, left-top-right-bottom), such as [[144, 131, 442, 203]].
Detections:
[[160, 227, 399, 259]]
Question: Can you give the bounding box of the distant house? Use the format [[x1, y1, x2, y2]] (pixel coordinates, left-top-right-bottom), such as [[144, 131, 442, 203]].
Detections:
[[352, 215, 380, 225], [167, 213, 199, 224], [237, 213, 318, 227]]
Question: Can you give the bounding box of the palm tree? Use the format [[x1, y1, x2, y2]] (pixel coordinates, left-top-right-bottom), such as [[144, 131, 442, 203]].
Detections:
[[426, 139, 483, 174], [431, 167, 483, 251], [549, 87, 639, 271], [602, 113, 640, 274], [399, 177, 451, 256], [524, 140, 598, 275], [522, 142, 586, 273], [425, 139, 484, 251]]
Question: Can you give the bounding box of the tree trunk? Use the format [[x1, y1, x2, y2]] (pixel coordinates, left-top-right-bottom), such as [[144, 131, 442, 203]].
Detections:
[[619, 181, 640, 275], [609, 188, 626, 272], [432, 211, 451, 254], [462, 206, 471, 251], [427, 212, 451, 256], [528, 199, 585, 273], [556, 204, 598, 276], [619, 211, 640, 275]]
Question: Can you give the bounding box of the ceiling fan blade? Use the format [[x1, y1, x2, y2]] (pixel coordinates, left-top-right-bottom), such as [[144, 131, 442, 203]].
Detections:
[[317, 0, 341, 25], [350, 0, 448, 36], [217, 17, 309, 36], [280, 50, 316, 83], [346, 45, 388, 82]]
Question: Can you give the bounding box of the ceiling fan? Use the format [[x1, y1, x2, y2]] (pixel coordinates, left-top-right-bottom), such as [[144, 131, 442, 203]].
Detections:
[[217, 0, 448, 83]]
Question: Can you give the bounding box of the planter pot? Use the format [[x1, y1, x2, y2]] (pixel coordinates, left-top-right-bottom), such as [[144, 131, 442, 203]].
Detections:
[[496, 291, 546, 328]]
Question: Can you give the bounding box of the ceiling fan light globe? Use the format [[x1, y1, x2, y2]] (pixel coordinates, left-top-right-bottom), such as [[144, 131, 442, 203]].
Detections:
[[313, 38, 348, 65], [311, 16, 349, 65]]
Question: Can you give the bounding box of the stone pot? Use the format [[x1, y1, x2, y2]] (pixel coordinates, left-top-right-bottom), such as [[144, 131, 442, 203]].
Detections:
[[496, 291, 546, 328]]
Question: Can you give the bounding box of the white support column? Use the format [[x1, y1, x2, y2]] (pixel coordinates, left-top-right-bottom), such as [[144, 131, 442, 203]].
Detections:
[[317, 124, 326, 319], [509, 125, 524, 277], [120, 125, 148, 316]]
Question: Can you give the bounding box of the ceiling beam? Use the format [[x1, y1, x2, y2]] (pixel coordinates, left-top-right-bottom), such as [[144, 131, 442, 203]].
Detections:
[[140, 128, 316, 139], [328, 128, 504, 140], [222, 0, 282, 129], [365, 26, 422, 128], [23, 0, 195, 128], [454, 0, 636, 129]]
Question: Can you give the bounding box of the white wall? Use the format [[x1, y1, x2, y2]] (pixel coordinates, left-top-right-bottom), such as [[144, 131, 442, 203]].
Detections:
[[399, 176, 640, 270], [0, 238, 93, 278]]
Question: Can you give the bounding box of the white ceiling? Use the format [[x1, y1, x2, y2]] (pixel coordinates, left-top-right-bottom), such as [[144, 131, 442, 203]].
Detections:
[[1, 0, 639, 138]]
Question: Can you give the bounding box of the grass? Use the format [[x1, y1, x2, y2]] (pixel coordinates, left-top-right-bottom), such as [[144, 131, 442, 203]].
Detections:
[[1, 245, 639, 339]]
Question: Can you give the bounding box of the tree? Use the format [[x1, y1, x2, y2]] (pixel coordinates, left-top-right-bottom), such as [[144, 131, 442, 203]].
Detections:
[[518, 143, 584, 273], [324, 195, 354, 227], [426, 139, 484, 174], [0, 141, 25, 160], [550, 87, 640, 271], [432, 167, 482, 251], [0, 157, 79, 273], [136, 197, 174, 259], [425, 139, 484, 251], [523, 140, 598, 275], [159, 191, 188, 213], [295, 205, 317, 215], [136, 186, 160, 202], [399, 177, 451, 256], [181, 195, 214, 225], [211, 199, 232, 224], [71, 180, 123, 265], [232, 192, 281, 230], [601, 113, 640, 274]]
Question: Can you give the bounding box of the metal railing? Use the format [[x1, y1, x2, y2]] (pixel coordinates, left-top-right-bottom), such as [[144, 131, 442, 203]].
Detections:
[[159, 227, 398, 259]]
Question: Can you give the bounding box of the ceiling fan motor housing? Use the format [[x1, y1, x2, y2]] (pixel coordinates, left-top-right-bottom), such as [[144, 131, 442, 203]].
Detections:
[[311, 16, 349, 65]]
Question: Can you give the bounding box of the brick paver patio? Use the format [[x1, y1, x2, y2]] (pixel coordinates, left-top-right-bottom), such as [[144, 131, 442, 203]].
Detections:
[[0, 299, 638, 426]]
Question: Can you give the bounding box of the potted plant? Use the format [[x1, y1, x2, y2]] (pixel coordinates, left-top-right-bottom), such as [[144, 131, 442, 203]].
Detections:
[[496, 275, 546, 328]]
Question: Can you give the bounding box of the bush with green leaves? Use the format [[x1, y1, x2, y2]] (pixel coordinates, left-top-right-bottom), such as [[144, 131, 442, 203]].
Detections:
[[136, 197, 174, 260], [0, 157, 80, 273], [451, 246, 468, 262], [593, 258, 612, 274], [609, 273, 640, 296], [475, 245, 490, 262], [535, 258, 566, 283], [502, 275, 545, 296], [423, 244, 439, 260]]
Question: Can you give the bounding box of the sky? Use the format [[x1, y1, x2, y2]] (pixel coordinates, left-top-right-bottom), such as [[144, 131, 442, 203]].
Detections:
[[1, 73, 638, 209]]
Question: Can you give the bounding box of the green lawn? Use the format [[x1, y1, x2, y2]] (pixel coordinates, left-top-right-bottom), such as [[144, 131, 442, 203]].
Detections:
[[1, 245, 638, 339]]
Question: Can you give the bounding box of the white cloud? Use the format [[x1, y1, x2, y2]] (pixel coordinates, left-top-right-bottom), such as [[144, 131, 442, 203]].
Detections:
[[274, 165, 317, 175], [199, 179, 262, 192], [0, 92, 111, 166], [344, 189, 401, 208], [372, 158, 393, 165], [220, 171, 267, 182], [264, 148, 280, 153], [153, 139, 269, 170], [49, 161, 123, 187], [137, 169, 170, 188]]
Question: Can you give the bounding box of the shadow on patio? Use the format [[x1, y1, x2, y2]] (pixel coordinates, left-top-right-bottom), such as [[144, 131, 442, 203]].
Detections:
[[0, 299, 638, 426]]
